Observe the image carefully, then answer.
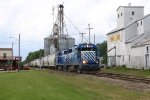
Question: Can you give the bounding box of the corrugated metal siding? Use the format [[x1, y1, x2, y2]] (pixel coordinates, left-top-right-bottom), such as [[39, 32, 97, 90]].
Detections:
[[44, 38, 50, 56], [130, 56, 145, 69]]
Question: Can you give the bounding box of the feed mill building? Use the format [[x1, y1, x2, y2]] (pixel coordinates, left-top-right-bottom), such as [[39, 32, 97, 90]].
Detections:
[[107, 4, 150, 69]]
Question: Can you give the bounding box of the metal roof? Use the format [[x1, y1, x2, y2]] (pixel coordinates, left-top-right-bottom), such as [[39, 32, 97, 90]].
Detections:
[[107, 28, 124, 35], [125, 33, 144, 43], [132, 34, 150, 48], [116, 6, 144, 11], [107, 14, 150, 35]]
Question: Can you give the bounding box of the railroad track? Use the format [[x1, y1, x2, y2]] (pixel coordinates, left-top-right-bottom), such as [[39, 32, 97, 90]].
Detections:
[[94, 72, 150, 84], [45, 68, 150, 84]]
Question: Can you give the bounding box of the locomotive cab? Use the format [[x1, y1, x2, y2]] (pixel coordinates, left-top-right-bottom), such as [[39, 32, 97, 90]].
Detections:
[[55, 50, 66, 70]]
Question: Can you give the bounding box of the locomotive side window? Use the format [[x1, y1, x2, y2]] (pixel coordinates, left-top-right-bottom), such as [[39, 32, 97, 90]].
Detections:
[[69, 49, 72, 53], [64, 50, 68, 54], [81, 48, 92, 51], [81, 48, 96, 51], [58, 52, 62, 56]]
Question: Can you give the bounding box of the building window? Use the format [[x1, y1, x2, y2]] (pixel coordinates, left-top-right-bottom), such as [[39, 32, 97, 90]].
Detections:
[[137, 23, 139, 27], [129, 55, 130, 62], [121, 13, 122, 16], [132, 11, 134, 15], [118, 14, 119, 18], [141, 21, 142, 25], [3, 53, 6, 59], [147, 46, 149, 53]]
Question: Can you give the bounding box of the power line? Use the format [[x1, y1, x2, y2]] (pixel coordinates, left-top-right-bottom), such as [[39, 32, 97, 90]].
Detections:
[[64, 14, 88, 43], [64, 14, 81, 33]]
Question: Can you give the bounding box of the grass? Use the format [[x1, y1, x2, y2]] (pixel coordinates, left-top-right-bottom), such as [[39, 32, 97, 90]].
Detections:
[[0, 70, 149, 100], [101, 66, 150, 78]]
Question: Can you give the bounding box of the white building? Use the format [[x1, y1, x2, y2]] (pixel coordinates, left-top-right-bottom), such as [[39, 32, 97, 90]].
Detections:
[[107, 4, 150, 69]]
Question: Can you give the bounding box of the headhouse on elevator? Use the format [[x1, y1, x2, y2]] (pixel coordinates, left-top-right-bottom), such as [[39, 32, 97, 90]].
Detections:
[[107, 4, 150, 69]]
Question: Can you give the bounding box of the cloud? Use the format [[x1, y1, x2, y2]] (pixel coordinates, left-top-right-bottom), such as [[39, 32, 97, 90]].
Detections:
[[0, 0, 150, 60]]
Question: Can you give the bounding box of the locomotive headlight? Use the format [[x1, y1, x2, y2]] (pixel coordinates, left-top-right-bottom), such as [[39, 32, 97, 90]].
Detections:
[[96, 61, 99, 63], [82, 60, 86, 64]]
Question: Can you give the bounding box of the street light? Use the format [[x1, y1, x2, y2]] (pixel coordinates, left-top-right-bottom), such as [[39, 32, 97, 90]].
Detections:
[[9, 34, 20, 72]]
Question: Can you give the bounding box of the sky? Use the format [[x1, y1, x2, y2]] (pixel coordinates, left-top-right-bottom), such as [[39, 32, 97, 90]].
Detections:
[[0, 0, 150, 60]]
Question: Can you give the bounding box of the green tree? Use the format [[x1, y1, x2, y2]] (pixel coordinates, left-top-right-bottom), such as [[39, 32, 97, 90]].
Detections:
[[23, 49, 44, 65], [96, 41, 107, 64]]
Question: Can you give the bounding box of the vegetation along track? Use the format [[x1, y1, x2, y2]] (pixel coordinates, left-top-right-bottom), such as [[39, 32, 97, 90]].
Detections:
[[94, 72, 150, 84]]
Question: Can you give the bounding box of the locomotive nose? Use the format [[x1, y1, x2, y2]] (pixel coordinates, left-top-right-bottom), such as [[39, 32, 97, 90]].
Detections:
[[81, 51, 96, 64]]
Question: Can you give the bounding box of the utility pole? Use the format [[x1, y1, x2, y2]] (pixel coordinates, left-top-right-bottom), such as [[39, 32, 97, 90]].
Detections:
[[9, 34, 20, 72], [11, 42, 13, 71], [52, 5, 55, 26], [86, 24, 93, 44], [18, 34, 20, 72], [79, 33, 86, 43]]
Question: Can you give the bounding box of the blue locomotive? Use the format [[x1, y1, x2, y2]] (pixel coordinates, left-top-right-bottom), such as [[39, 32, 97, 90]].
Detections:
[[55, 43, 100, 73]]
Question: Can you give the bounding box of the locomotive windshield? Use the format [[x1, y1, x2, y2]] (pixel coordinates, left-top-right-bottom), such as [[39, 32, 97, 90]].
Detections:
[[81, 48, 96, 51]]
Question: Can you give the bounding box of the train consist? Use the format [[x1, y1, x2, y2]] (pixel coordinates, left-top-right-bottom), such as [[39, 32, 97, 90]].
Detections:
[[25, 4, 101, 73], [28, 43, 101, 73]]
